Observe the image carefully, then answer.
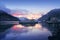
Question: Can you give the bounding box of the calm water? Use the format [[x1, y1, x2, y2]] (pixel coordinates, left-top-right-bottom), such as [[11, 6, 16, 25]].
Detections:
[[1, 23, 52, 40]]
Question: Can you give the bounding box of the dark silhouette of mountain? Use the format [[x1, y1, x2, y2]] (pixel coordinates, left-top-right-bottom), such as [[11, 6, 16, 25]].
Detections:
[[19, 17, 38, 26], [38, 9, 60, 22], [0, 10, 19, 21], [47, 9, 60, 40], [38, 9, 60, 40], [0, 10, 19, 32]]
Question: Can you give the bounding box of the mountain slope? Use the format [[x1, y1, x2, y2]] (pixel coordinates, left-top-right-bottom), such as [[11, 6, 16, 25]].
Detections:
[[0, 10, 19, 32]]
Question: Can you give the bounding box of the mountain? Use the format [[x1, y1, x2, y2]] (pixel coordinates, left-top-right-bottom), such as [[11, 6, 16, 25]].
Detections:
[[38, 9, 60, 22], [19, 17, 29, 21], [47, 9, 60, 40], [38, 9, 60, 40], [0, 10, 19, 32], [0, 10, 19, 21]]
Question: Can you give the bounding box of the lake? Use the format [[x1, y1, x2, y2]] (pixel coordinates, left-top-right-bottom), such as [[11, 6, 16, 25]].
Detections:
[[1, 23, 52, 40]]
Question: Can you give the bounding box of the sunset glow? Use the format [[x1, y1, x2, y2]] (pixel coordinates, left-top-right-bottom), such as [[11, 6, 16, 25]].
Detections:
[[12, 12, 42, 19]]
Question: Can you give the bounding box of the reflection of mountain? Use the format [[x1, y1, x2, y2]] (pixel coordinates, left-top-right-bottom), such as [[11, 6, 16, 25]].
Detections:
[[0, 10, 19, 32]]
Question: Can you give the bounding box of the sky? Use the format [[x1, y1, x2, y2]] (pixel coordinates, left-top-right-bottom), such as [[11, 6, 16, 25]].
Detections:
[[0, 0, 60, 14]]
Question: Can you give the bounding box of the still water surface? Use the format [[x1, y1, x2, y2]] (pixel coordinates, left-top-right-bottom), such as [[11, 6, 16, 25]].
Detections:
[[2, 23, 52, 40]]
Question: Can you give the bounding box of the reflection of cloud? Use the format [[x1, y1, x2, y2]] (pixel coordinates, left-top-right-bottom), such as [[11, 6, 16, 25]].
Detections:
[[1, 24, 52, 40]]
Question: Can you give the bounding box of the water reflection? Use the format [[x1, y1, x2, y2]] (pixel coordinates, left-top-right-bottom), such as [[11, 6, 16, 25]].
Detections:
[[2, 24, 52, 40], [12, 24, 42, 30]]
